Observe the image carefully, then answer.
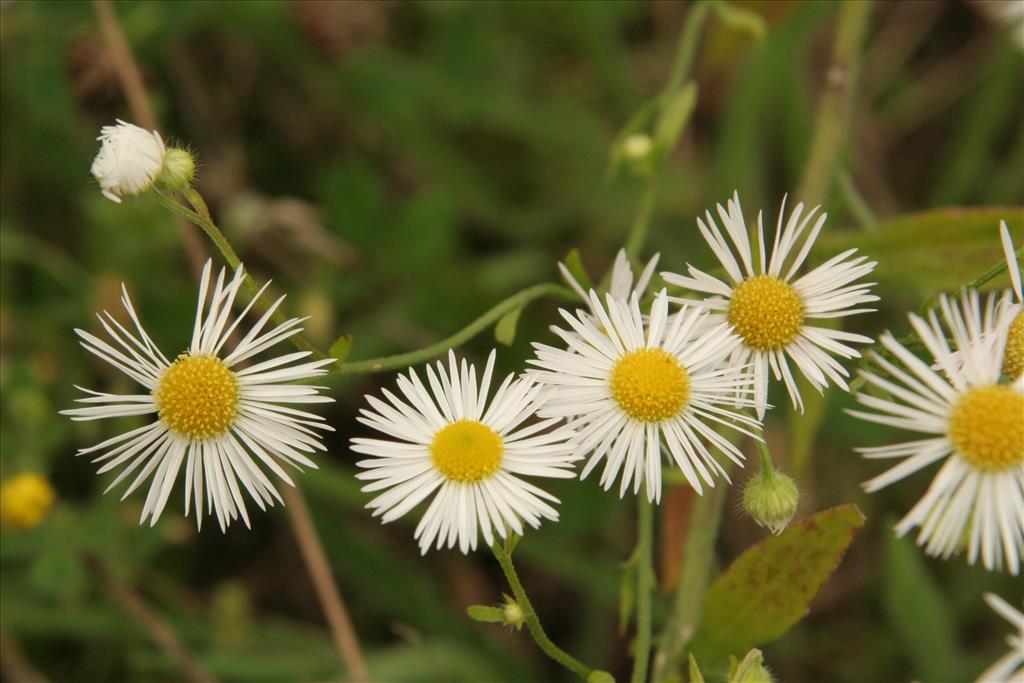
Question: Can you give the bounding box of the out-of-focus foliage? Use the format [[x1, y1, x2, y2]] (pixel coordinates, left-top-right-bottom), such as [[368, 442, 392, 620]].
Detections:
[[1, 1, 1022, 682]]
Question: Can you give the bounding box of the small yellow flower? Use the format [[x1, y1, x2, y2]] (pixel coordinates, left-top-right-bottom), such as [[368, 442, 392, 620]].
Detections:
[[0, 473, 55, 531]]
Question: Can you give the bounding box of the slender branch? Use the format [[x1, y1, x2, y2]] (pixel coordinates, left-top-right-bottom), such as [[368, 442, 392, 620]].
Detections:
[[754, 437, 776, 475], [86, 555, 217, 683], [659, 1, 712, 107], [336, 283, 576, 375], [92, 0, 207, 276], [796, 0, 873, 207], [651, 482, 727, 683], [491, 543, 593, 680], [283, 486, 370, 683], [630, 497, 655, 683]]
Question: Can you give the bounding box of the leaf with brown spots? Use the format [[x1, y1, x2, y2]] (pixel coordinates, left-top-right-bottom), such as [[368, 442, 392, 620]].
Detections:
[[688, 504, 865, 665]]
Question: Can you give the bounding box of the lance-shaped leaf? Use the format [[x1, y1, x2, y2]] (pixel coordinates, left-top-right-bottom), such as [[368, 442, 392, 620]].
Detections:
[[689, 504, 865, 665]]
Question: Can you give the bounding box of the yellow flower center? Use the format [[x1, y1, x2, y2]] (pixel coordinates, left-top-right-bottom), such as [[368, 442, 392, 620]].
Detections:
[[610, 348, 691, 422], [1002, 311, 1024, 379], [948, 385, 1024, 471], [728, 275, 805, 350], [430, 420, 503, 483], [0, 473, 55, 531], [154, 354, 239, 439]]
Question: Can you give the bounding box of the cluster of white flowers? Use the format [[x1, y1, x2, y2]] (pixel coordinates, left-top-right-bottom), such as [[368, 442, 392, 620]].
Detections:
[[74, 122, 1021, 681]]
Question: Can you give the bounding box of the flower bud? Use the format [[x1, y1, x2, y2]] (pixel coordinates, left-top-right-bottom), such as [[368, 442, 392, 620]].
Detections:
[[501, 594, 525, 630], [622, 133, 653, 162], [91, 120, 166, 203], [742, 467, 799, 535], [729, 649, 773, 683], [0, 472, 55, 531], [158, 148, 196, 191]]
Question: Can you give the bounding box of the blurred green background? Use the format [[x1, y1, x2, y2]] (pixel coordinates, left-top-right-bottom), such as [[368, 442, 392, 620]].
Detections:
[[1, 1, 1022, 682]]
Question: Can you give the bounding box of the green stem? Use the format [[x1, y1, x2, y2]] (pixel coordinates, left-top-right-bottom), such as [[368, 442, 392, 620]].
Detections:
[[754, 437, 776, 475], [651, 483, 728, 683], [153, 189, 323, 359], [796, 0, 873, 207], [624, 185, 657, 262], [335, 283, 575, 375], [490, 543, 593, 680], [630, 497, 655, 683], [660, 1, 711, 107]]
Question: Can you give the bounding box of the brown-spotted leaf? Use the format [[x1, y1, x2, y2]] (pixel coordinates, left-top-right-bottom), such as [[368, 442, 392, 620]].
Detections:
[[689, 504, 865, 665]]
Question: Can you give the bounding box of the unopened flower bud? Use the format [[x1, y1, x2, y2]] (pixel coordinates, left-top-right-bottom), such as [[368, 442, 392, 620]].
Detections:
[[622, 133, 653, 162], [729, 649, 773, 683], [742, 467, 799, 535], [91, 120, 166, 203], [502, 595, 525, 630], [158, 148, 196, 191], [0, 473, 55, 531]]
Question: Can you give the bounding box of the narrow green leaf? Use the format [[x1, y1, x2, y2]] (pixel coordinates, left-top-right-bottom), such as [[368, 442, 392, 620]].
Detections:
[[329, 334, 353, 363], [812, 207, 1023, 291], [466, 605, 505, 624], [494, 306, 523, 347], [652, 83, 698, 168], [882, 533, 960, 683], [563, 248, 593, 292], [689, 504, 865, 665], [709, 1, 768, 43], [688, 654, 706, 683]]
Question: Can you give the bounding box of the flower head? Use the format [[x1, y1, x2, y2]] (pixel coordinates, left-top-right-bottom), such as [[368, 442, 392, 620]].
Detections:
[[977, 593, 1024, 683], [662, 192, 878, 419], [851, 291, 1023, 574], [91, 120, 167, 203], [352, 350, 579, 554], [0, 473, 55, 530], [529, 289, 760, 503], [742, 466, 799, 535], [62, 260, 335, 531]]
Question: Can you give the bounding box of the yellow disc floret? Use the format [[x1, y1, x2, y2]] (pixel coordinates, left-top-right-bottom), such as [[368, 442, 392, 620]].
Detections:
[[948, 385, 1024, 471], [155, 354, 239, 439], [728, 275, 805, 350], [611, 348, 691, 422], [1002, 311, 1024, 379], [431, 420, 503, 483], [0, 473, 55, 531]]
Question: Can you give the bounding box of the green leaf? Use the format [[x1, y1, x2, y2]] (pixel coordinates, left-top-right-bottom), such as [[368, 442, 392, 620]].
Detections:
[[882, 533, 960, 683], [563, 248, 593, 292], [709, 1, 768, 43], [688, 653, 706, 683], [494, 306, 523, 346], [689, 504, 865, 665], [652, 83, 698, 168], [812, 207, 1023, 291], [329, 334, 353, 363], [588, 671, 616, 683], [466, 605, 505, 624]]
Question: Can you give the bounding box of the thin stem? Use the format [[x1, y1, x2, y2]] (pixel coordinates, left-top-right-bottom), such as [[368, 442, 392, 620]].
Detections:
[[86, 555, 218, 683], [337, 283, 576, 375], [283, 486, 370, 683], [624, 185, 657, 263], [491, 543, 593, 680], [659, 1, 711, 107], [630, 497, 655, 683], [754, 437, 776, 475], [650, 483, 727, 683], [796, 0, 873, 207]]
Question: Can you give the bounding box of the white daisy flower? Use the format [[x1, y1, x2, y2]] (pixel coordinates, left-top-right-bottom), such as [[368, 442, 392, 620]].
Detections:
[[559, 248, 661, 313], [661, 191, 878, 419], [62, 260, 335, 531], [998, 220, 1023, 379], [977, 593, 1024, 683], [91, 120, 167, 203], [352, 350, 579, 554], [851, 291, 1023, 574], [528, 289, 760, 503]]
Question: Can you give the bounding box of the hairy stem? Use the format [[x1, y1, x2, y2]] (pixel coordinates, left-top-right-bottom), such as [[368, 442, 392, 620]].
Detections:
[[631, 497, 655, 683], [335, 283, 575, 375], [491, 543, 593, 680], [651, 483, 727, 683]]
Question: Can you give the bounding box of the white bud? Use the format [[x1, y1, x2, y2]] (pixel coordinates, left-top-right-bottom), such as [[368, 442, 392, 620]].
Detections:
[[622, 133, 653, 162], [90, 120, 166, 203]]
